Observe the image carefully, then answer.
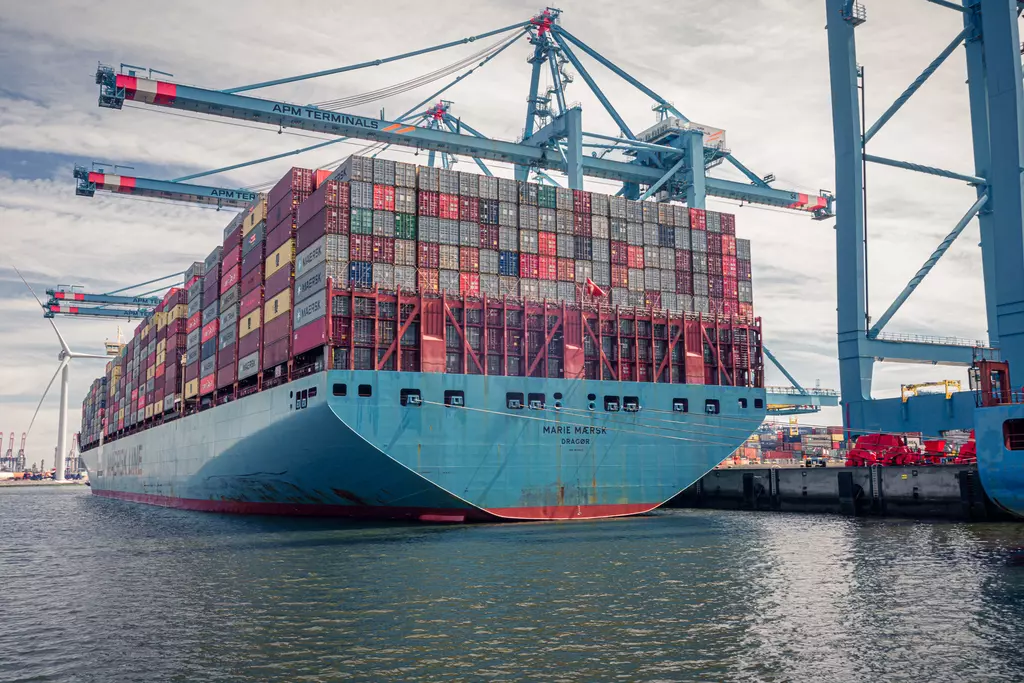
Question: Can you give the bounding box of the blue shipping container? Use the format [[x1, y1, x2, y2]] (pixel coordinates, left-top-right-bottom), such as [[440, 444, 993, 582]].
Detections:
[[499, 251, 520, 277], [200, 338, 218, 360], [658, 226, 675, 248], [349, 261, 373, 288], [480, 198, 500, 225]]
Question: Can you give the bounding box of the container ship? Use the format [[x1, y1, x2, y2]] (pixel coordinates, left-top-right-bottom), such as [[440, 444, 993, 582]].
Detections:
[[78, 158, 766, 522]]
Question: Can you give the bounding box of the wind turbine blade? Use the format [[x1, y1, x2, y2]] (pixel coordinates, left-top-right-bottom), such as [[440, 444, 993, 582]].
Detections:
[[25, 360, 66, 439], [13, 266, 71, 354], [69, 353, 112, 360]]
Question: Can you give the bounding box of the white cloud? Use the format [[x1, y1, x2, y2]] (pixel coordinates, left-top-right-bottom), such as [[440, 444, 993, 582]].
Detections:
[[0, 0, 992, 453]]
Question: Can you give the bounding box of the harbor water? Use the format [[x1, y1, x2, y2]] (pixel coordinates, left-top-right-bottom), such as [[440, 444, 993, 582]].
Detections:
[[3, 486, 1024, 682]]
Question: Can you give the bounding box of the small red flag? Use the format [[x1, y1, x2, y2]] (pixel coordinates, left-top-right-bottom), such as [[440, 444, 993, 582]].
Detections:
[[584, 278, 606, 298]]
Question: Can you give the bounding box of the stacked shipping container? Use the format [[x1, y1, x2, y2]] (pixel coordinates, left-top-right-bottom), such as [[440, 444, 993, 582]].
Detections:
[[81, 159, 760, 446]]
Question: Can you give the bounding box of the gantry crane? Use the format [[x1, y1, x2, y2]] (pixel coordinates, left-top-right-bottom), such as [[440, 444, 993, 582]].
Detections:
[[2, 433, 13, 470], [16, 433, 26, 471]]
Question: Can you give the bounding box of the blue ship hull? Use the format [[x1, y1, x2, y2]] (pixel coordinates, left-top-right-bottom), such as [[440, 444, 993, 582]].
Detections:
[[975, 403, 1024, 517], [81, 371, 765, 522]]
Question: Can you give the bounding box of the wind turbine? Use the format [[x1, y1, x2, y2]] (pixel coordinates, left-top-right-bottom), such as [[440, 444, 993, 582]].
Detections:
[[16, 268, 109, 482]]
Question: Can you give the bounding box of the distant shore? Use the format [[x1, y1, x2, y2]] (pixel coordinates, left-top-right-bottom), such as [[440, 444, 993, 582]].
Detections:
[[0, 480, 87, 488]]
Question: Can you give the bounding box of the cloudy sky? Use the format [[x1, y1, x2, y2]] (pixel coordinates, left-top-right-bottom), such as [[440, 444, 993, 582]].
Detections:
[[0, 0, 988, 463]]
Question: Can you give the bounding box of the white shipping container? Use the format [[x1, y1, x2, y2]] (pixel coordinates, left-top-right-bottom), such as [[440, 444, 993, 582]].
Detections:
[[693, 295, 710, 314], [419, 216, 440, 242], [658, 203, 675, 227], [539, 280, 558, 300], [520, 229, 539, 254], [350, 181, 374, 209], [643, 223, 659, 246], [538, 207, 557, 232], [737, 238, 752, 260], [556, 210, 574, 234], [480, 249, 499, 275], [591, 192, 609, 216], [395, 186, 416, 214], [611, 287, 630, 305], [674, 204, 689, 227], [395, 266, 417, 292], [675, 227, 691, 250], [641, 202, 658, 223], [610, 219, 628, 242], [738, 280, 754, 303], [499, 202, 518, 228], [574, 260, 593, 284], [627, 222, 643, 246], [691, 230, 708, 252], [693, 273, 709, 297], [499, 227, 518, 251], [661, 269, 676, 293], [518, 205, 538, 230], [459, 171, 479, 197], [557, 281, 576, 302], [395, 239, 417, 266], [498, 177, 518, 203], [335, 155, 374, 183], [592, 261, 611, 287], [418, 167, 440, 191], [662, 291, 680, 313], [395, 161, 417, 188], [556, 234, 575, 258], [519, 278, 539, 299], [592, 238, 610, 263], [556, 187, 574, 211], [373, 263, 395, 289], [628, 291, 645, 307], [440, 245, 460, 270], [480, 274, 499, 296], [707, 211, 721, 233], [460, 221, 478, 246], [501, 276, 521, 297], [609, 196, 627, 219], [373, 157, 396, 185], [439, 269, 460, 293], [644, 246, 661, 269], [438, 168, 459, 195], [644, 267, 661, 290], [372, 211, 395, 237], [439, 218, 460, 245], [628, 268, 644, 292], [680, 294, 694, 312], [626, 200, 643, 222], [692, 251, 709, 273], [591, 215, 609, 239], [658, 247, 674, 269], [479, 175, 498, 200]]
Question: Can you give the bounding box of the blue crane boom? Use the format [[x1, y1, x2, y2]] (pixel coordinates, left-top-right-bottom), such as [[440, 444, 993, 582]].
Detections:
[[74, 164, 259, 208]]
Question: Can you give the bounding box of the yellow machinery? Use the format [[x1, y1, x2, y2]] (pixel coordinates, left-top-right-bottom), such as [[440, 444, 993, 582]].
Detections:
[[900, 380, 961, 403]]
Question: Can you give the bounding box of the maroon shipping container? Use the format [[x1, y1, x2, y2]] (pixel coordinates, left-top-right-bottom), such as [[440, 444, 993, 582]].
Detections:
[[241, 247, 264, 276], [573, 189, 592, 214], [201, 282, 218, 309], [266, 221, 294, 255], [352, 234, 373, 262], [185, 362, 199, 383], [218, 341, 236, 369], [296, 205, 349, 251], [459, 196, 479, 222], [240, 288, 263, 316], [268, 208, 296, 237], [222, 244, 241, 271], [223, 222, 242, 248], [241, 265, 264, 295], [292, 317, 328, 355], [372, 236, 395, 264], [262, 336, 291, 370], [573, 213, 592, 237], [610, 241, 628, 266], [268, 167, 314, 210], [297, 179, 350, 225], [418, 191, 439, 217], [460, 246, 480, 273], [418, 242, 440, 269], [479, 224, 499, 250], [676, 250, 692, 271], [217, 363, 236, 389], [166, 319, 183, 337], [263, 314, 291, 345], [264, 267, 293, 298], [238, 329, 262, 358]]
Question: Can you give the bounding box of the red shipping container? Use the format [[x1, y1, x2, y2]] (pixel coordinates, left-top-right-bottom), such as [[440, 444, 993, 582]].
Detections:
[[538, 232, 557, 256], [678, 273, 694, 295], [155, 365, 165, 379], [351, 234, 373, 261], [460, 197, 479, 222], [418, 242, 440, 269], [201, 319, 220, 343], [263, 314, 291, 346], [298, 179, 349, 223], [612, 264, 629, 288], [557, 258, 575, 282], [721, 213, 736, 235], [572, 189, 592, 214], [626, 245, 645, 269], [217, 364, 236, 389], [265, 267, 293, 297], [722, 255, 737, 278], [721, 234, 737, 256], [644, 291, 662, 309], [186, 312, 202, 334], [268, 167, 314, 208], [266, 222, 294, 255], [262, 337, 291, 370], [222, 244, 241, 270], [460, 273, 480, 296], [722, 299, 738, 316], [418, 191, 439, 217], [573, 213, 592, 237], [200, 373, 216, 396], [708, 257, 723, 277], [459, 246, 480, 273], [372, 236, 396, 264], [240, 288, 263, 316], [297, 205, 349, 251], [738, 302, 753, 317], [220, 264, 241, 294], [314, 169, 331, 188], [690, 208, 707, 230], [373, 185, 396, 211], [439, 193, 459, 220], [724, 276, 739, 299], [418, 268, 439, 293], [610, 241, 628, 266], [676, 250, 692, 271], [241, 265, 264, 294], [538, 256, 557, 281], [520, 253, 540, 279], [238, 328, 261, 357], [474, 224, 495, 250], [293, 317, 328, 355]]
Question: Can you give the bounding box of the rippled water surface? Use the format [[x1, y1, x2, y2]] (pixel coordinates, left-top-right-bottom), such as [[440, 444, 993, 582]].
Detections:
[[4, 486, 1024, 682]]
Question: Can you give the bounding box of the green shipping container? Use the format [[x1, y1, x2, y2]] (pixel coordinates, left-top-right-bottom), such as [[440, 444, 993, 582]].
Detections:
[[395, 212, 417, 240], [538, 185, 557, 209], [351, 207, 374, 235]]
